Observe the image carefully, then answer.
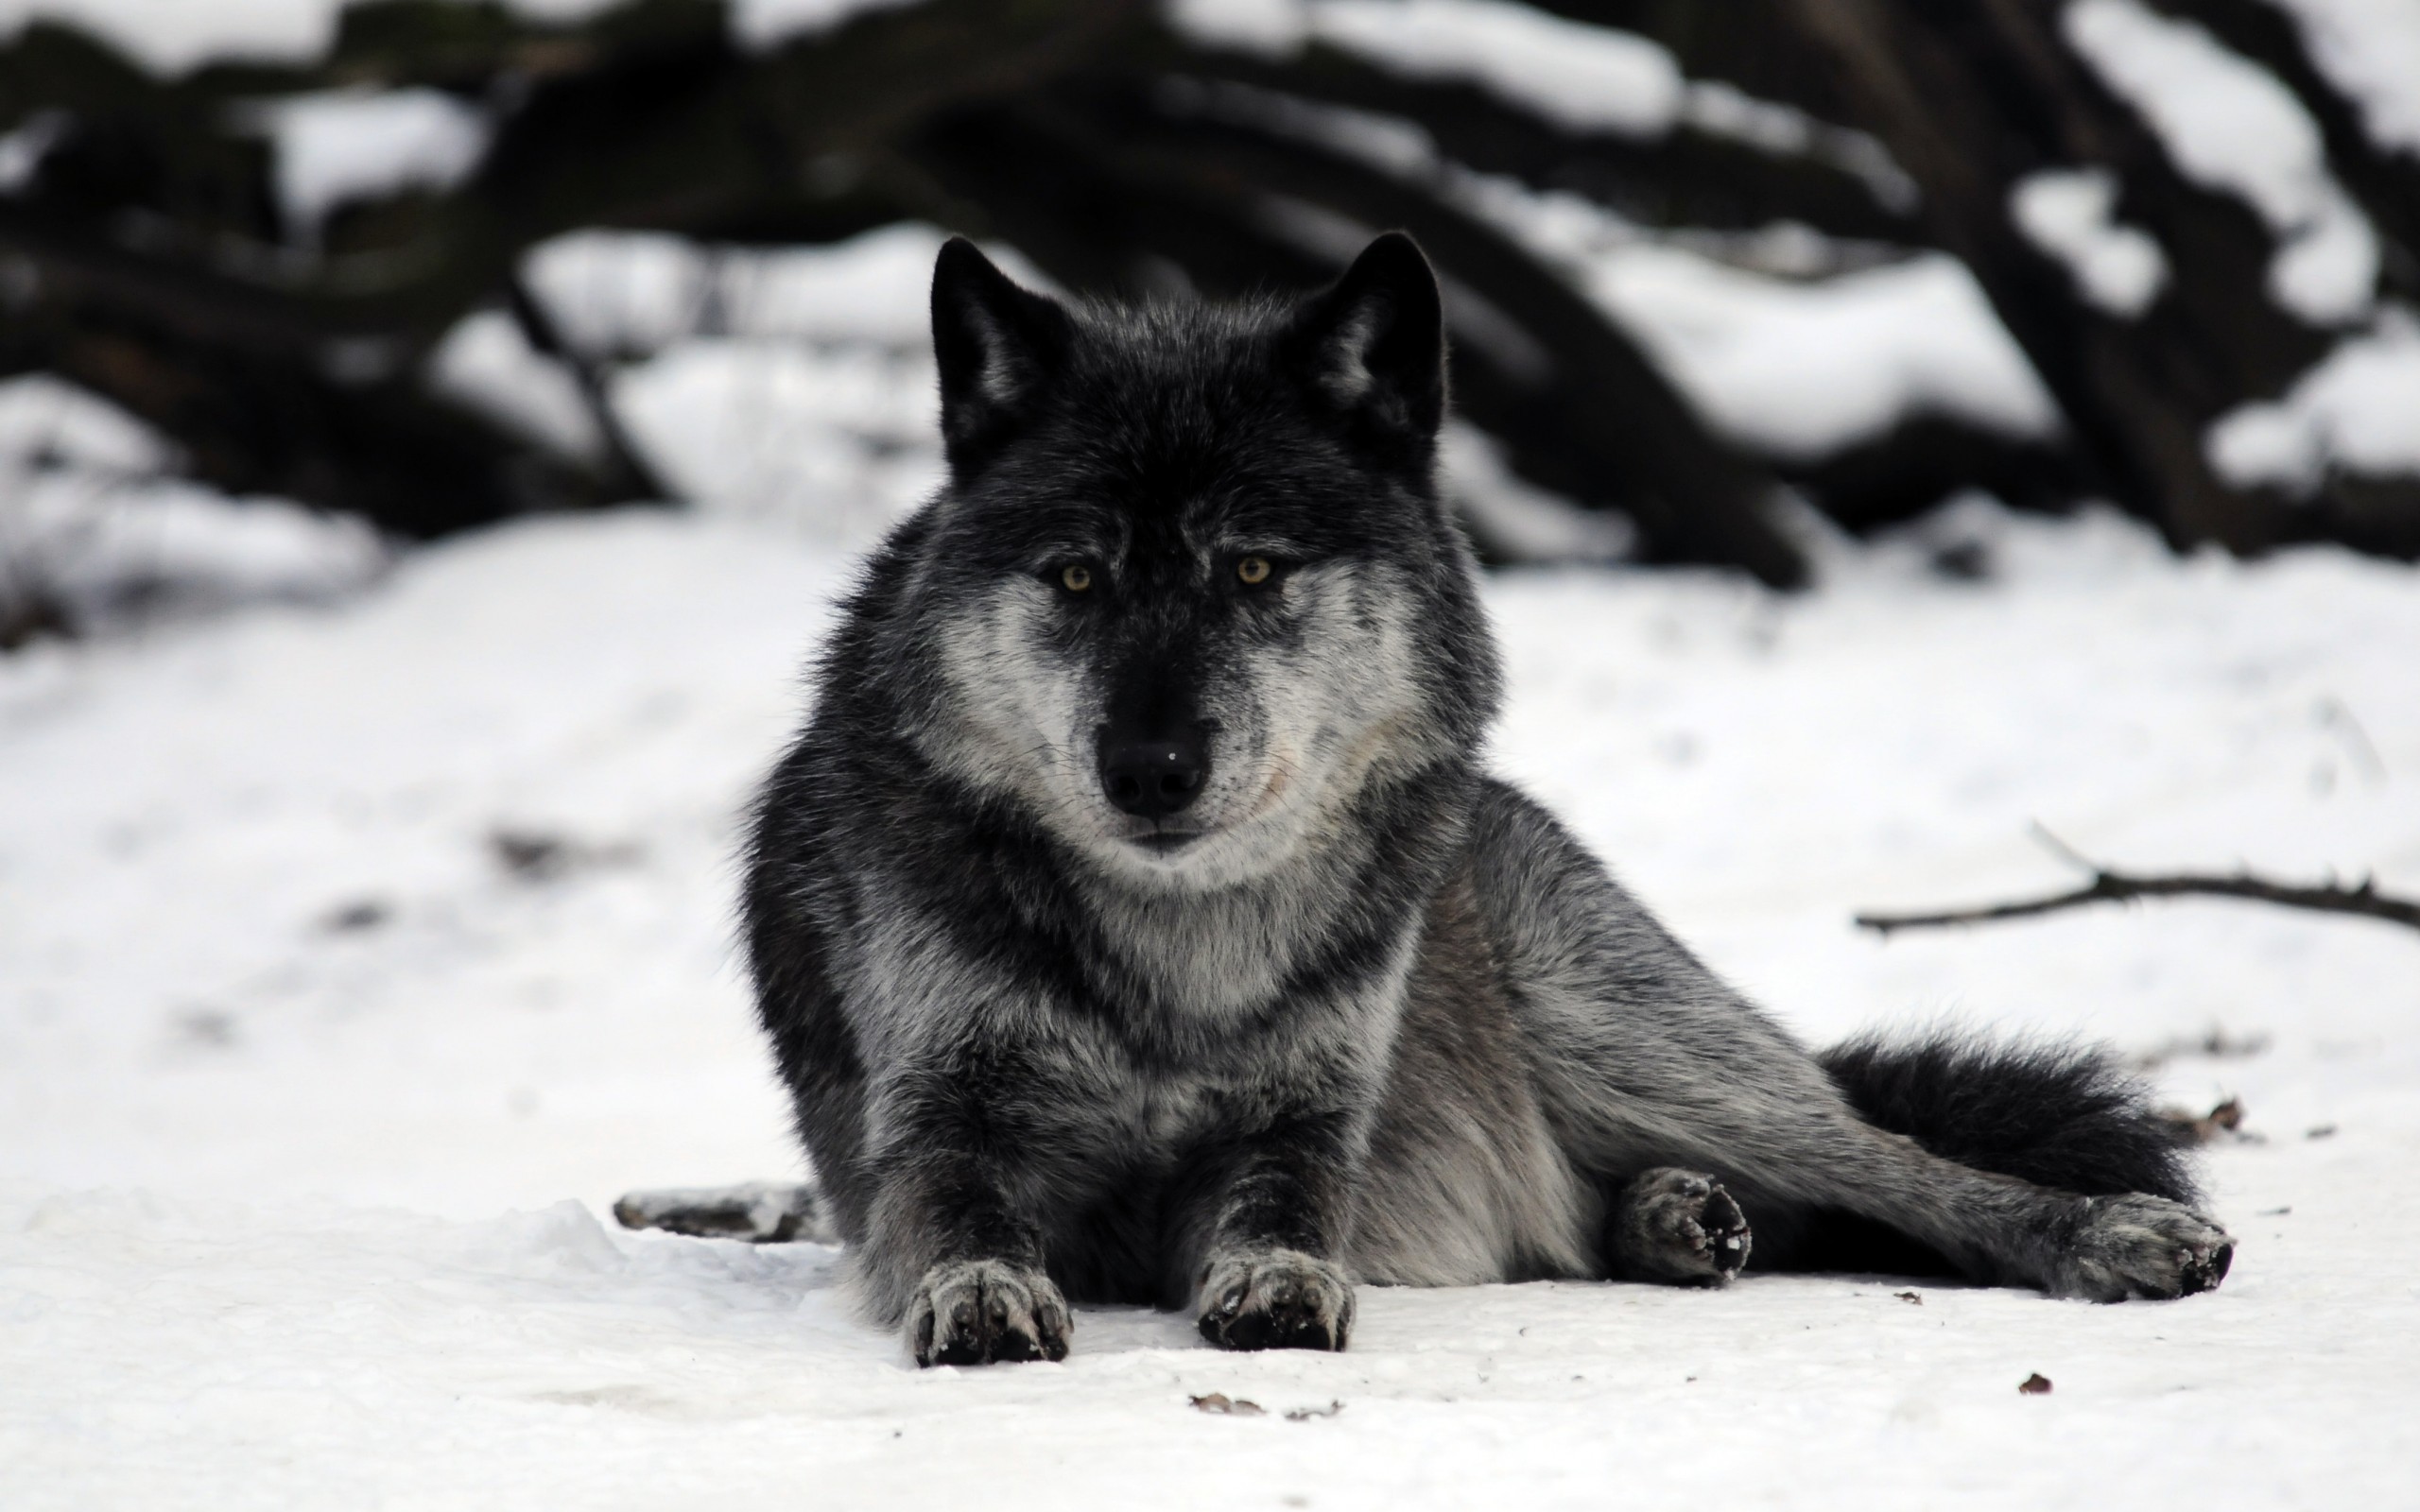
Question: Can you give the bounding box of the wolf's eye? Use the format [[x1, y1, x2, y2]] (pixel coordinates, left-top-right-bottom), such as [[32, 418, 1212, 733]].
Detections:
[[1060, 564, 1093, 593], [1236, 556, 1272, 586]]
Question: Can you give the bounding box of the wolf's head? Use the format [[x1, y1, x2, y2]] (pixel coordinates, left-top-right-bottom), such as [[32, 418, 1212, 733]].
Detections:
[[890, 233, 1501, 891]]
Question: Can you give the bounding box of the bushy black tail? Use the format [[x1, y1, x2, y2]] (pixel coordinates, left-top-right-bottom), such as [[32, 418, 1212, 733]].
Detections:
[[1820, 1031, 2198, 1203], [1771, 1031, 2199, 1277]]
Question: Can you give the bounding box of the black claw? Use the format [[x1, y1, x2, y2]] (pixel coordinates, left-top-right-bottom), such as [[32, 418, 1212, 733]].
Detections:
[[989, 1328, 1035, 1364], [2177, 1241, 2235, 1297]]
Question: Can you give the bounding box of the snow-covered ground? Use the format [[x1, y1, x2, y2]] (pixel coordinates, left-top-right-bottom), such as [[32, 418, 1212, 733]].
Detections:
[[3, 496, 2416, 1509]]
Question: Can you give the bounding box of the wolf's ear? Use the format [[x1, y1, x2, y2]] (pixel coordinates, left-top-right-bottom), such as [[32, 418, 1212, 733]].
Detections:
[[1286, 232, 1447, 468], [932, 237, 1071, 476]]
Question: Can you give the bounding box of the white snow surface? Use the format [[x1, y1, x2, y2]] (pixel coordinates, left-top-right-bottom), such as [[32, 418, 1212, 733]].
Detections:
[[0, 0, 341, 71], [242, 86, 491, 239], [521, 221, 963, 357], [2064, 0, 2378, 326], [4, 498, 2418, 1507], [1438, 420, 1634, 564], [1587, 247, 2063, 459], [425, 309, 608, 465], [2269, 0, 2420, 158], [459, 224, 1064, 545], [611, 339, 943, 544], [729, 0, 921, 52], [1166, 82, 2053, 463], [2009, 167, 2169, 318], [1465, 167, 2059, 457], [1168, 0, 1913, 207], [2206, 305, 2420, 492], [0, 0, 624, 73], [1293, 0, 1686, 138], [0, 375, 387, 633], [0, 108, 64, 193]]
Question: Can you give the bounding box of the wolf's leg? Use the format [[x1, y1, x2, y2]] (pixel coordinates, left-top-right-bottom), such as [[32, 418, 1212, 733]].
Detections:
[[1175, 1112, 1364, 1352], [1469, 783, 2233, 1300], [1607, 1169, 1752, 1285], [853, 1041, 1106, 1366]]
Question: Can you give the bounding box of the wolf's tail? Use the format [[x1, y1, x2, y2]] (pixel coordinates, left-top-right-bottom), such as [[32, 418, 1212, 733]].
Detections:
[[1820, 1031, 2197, 1201], [1772, 1031, 2199, 1275]]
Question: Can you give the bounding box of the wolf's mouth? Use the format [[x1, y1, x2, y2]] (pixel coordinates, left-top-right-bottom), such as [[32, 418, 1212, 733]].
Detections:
[[1128, 830, 1204, 856]]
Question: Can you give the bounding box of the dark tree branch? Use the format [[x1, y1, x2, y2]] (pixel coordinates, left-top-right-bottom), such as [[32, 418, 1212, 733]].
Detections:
[[1857, 827, 2420, 937], [503, 270, 669, 503]]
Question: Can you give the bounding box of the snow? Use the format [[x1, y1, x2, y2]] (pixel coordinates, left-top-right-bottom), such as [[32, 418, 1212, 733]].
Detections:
[[2009, 167, 2169, 318], [0, 108, 63, 194], [729, 0, 922, 53], [0, 0, 626, 73], [519, 221, 974, 357], [0, 371, 172, 474], [1679, 80, 1918, 215], [0, 0, 341, 72], [1588, 248, 2062, 460], [1161, 81, 2054, 463], [2269, 0, 2420, 159], [239, 87, 491, 240], [2063, 0, 2378, 326], [1295, 0, 1686, 139], [425, 309, 607, 465], [521, 230, 717, 360], [1167, 0, 1912, 210], [4, 495, 2418, 1507], [2206, 306, 2420, 492], [0, 375, 386, 635], [611, 340, 942, 545], [1464, 172, 2060, 458], [1438, 420, 1634, 564], [459, 223, 1067, 542], [708, 221, 969, 345]]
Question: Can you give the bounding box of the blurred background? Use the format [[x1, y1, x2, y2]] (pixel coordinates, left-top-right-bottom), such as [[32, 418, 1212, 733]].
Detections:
[[2, 0, 2417, 635], [5, 5, 2419, 1502]]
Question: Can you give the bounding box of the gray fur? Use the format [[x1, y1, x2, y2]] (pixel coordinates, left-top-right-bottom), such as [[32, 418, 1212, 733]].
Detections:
[[734, 233, 2231, 1366]]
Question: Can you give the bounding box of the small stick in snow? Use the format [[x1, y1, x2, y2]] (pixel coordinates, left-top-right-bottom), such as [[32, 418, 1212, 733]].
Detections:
[[1855, 825, 2420, 938], [2018, 1373, 2053, 1396], [2156, 1096, 2255, 1147]]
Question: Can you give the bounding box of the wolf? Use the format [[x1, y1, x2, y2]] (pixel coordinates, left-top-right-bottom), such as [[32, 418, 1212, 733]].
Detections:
[[732, 232, 2231, 1366]]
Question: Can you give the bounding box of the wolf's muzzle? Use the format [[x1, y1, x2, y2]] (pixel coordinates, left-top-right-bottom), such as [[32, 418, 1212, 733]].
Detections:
[[1099, 734, 1209, 819]]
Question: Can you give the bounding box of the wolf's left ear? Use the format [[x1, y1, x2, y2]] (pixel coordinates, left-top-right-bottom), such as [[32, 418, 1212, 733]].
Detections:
[[1286, 232, 1447, 468], [932, 237, 1072, 477]]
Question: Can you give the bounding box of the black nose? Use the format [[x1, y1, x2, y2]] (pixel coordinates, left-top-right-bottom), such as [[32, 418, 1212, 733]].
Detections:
[[1099, 736, 1209, 819]]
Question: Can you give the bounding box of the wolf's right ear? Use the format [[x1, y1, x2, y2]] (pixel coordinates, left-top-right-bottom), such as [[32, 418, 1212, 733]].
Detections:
[[932, 238, 1070, 477], [1284, 232, 1447, 472]]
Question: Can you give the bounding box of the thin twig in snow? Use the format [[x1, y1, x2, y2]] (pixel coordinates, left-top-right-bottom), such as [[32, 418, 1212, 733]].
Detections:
[[1855, 825, 2420, 937]]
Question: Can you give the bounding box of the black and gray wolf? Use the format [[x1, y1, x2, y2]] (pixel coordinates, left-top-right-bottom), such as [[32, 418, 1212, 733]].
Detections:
[[730, 232, 2231, 1366]]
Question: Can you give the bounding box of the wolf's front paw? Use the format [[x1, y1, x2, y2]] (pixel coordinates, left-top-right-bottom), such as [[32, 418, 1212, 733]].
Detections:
[[1197, 1249, 1355, 1352], [2053, 1194, 2234, 1301], [908, 1259, 1071, 1366], [1612, 1168, 1752, 1285]]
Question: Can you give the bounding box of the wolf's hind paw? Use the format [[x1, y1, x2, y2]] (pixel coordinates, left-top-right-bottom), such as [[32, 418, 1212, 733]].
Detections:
[[2054, 1194, 2235, 1301], [1198, 1250, 1355, 1352], [1612, 1168, 1753, 1285], [908, 1260, 1071, 1366]]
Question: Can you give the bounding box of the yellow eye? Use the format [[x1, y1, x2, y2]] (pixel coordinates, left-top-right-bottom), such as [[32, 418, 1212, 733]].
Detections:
[[1060, 564, 1092, 593], [1236, 556, 1272, 586]]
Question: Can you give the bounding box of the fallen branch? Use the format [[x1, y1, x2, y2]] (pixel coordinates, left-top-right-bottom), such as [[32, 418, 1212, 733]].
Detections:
[[1856, 827, 2420, 937]]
